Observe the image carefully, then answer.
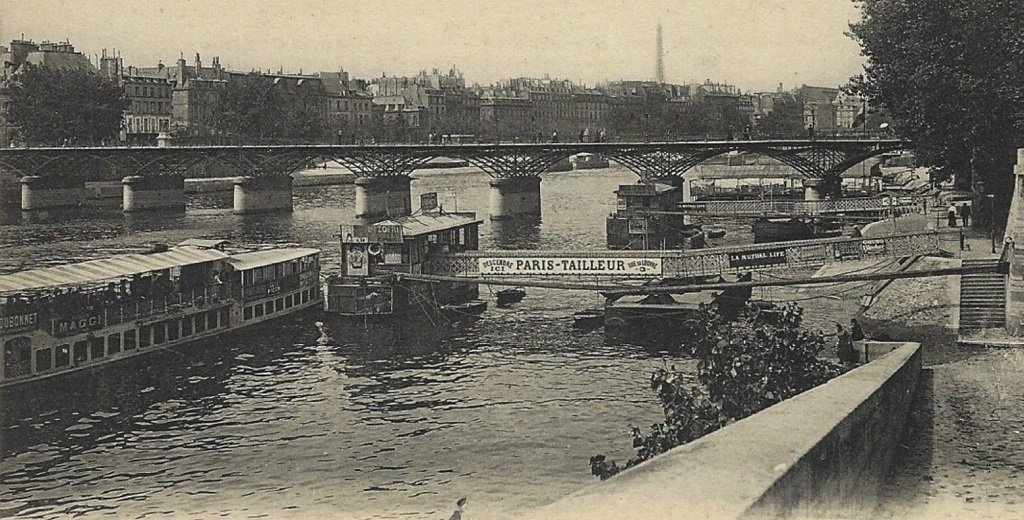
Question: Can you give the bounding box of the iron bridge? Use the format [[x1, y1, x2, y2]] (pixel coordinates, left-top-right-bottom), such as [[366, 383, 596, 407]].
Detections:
[[0, 139, 910, 184]]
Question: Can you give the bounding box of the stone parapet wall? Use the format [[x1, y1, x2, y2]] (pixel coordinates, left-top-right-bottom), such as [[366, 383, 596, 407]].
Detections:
[[523, 342, 921, 519]]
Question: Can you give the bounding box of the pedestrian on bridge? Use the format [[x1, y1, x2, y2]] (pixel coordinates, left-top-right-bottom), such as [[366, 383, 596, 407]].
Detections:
[[947, 203, 958, 227], [960, 202, 972, 227]]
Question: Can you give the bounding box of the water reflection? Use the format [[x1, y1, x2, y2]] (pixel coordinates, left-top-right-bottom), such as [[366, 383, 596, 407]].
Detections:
[[0, 315, 321, 456], [490, 216, 542, 249], [0, 167, 690, 520]]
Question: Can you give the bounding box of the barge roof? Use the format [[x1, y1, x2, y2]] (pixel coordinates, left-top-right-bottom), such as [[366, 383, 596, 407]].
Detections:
[[375, 212, 481, 238], [223, 248, 321, 270], [0, 247, 229, 293]]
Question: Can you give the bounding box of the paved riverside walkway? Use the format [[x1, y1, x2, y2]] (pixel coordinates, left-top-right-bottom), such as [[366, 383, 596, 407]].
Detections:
[[861, 210, 1024, 519]]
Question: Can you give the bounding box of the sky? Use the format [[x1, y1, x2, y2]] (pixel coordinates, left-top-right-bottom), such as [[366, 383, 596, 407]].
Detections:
[[0, 0, 867, 91]]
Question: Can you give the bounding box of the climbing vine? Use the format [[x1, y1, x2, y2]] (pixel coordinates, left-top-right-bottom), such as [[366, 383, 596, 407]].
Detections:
[[591, 302, 842, 479]]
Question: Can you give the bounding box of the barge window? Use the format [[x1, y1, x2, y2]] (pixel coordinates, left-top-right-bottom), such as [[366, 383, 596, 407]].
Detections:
[[285, 295, 293, 308], [195, 313, 207, 332], [73, 341, 88, 363], [90, 337, 105, 359], [254, 304, 264, 318], [35, 348, 52, 372], [182, 317, 193, 337], [124, 330, 137, 350], [167, 320, 180, 341], [219, 308, 229, 327], [107, 333, 121, 354], [153, 323, 166, 345], [244, 306, 253, 320], [276, 298, 284, 312], [3, 338, 32, 379], [55, 344, 70, 367], [139, 325, 152, 348]]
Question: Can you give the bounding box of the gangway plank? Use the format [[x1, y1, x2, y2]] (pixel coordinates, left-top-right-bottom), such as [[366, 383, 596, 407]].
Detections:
[[429, 231, 951, 280]]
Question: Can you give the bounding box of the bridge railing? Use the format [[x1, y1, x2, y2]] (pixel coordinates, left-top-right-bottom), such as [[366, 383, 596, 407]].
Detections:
[[429, 231, 945, 280], [683, 197, 925, 216]]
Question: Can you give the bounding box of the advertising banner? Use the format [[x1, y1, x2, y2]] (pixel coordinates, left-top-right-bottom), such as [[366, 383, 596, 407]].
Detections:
[[0, 312, 38, 334], [420, 192, 438, 211], [861, 238, 887, 255], [727, 247, 788, 268], [372, 224, 404, 244], [51, 313, 104, 337], [478, 257, 662, 276], [346, 244, 369, 276], [341, 224, 405, 244]]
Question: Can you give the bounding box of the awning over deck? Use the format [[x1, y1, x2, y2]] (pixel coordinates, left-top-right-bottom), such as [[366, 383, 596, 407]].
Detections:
[[0, 247, 230, 293], [222, 248, 320, 271]]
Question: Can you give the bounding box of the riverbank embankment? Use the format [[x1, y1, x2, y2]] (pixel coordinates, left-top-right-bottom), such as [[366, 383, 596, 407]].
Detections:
[[523, 342, 922, 519]]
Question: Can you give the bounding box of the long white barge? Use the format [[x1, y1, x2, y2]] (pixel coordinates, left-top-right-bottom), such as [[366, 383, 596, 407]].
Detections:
[[0, 240, 320, 388]]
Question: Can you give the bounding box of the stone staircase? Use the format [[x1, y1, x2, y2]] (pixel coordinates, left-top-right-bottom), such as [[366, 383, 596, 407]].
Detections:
[[958, 259, 1007, 332]]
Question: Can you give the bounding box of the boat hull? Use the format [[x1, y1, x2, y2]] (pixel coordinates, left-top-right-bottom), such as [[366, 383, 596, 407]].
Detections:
[[1, 284, 321, 389]]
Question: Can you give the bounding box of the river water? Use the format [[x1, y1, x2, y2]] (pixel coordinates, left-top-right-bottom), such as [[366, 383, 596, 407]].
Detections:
[[0, 166, 754, 520]]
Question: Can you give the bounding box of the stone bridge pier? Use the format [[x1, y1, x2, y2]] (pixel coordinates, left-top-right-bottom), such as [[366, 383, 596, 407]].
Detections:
[[122, 176, 185, 213], [233, 176, 294, 214], [354, 176, 412, 223], [489, 176, 542, 220], [20, 175, 93, 211]]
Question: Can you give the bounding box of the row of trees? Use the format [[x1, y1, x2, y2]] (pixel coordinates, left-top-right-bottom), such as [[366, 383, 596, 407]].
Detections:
[[848, 0, 1024, 228], [6, 65, 127, 146], [213, 73, 327, 142]]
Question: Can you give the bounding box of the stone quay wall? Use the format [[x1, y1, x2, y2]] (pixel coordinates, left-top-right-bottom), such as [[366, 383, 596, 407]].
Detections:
[[523, 342, 922, 519]]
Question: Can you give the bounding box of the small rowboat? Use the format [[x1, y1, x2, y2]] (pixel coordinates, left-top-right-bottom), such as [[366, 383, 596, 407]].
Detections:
[[706, 228, 727, 239], [442, 299, 488, 320], [495, 287, 526, 307]]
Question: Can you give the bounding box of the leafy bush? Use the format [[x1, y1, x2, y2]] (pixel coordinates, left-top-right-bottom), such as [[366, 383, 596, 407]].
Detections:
[[591, 302, 842, 480]]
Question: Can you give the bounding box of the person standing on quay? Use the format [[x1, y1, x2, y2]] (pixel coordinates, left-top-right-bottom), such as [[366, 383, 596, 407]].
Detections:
[[960, 202, 972, 227], [947, 203, 958, 227], [851, 318, 866, 363], [836, 324, 855, 366]]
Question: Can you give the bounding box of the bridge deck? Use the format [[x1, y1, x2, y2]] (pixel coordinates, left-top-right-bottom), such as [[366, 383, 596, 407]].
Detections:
[[429, 231, 946, 280]]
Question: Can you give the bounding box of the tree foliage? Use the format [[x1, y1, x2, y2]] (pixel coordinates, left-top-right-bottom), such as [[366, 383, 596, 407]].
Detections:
[[6, 64, 127, 146], [755, 98, 805, 138], [848, 0, 1024, 226], [590, 302, 841, 480], [605, 96, 750, 141], [214, 73, 326, 142]]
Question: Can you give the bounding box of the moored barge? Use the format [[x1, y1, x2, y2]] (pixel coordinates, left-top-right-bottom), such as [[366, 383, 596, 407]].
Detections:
[[324, 205, 485, 324], [0, 240, 320, 388]]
